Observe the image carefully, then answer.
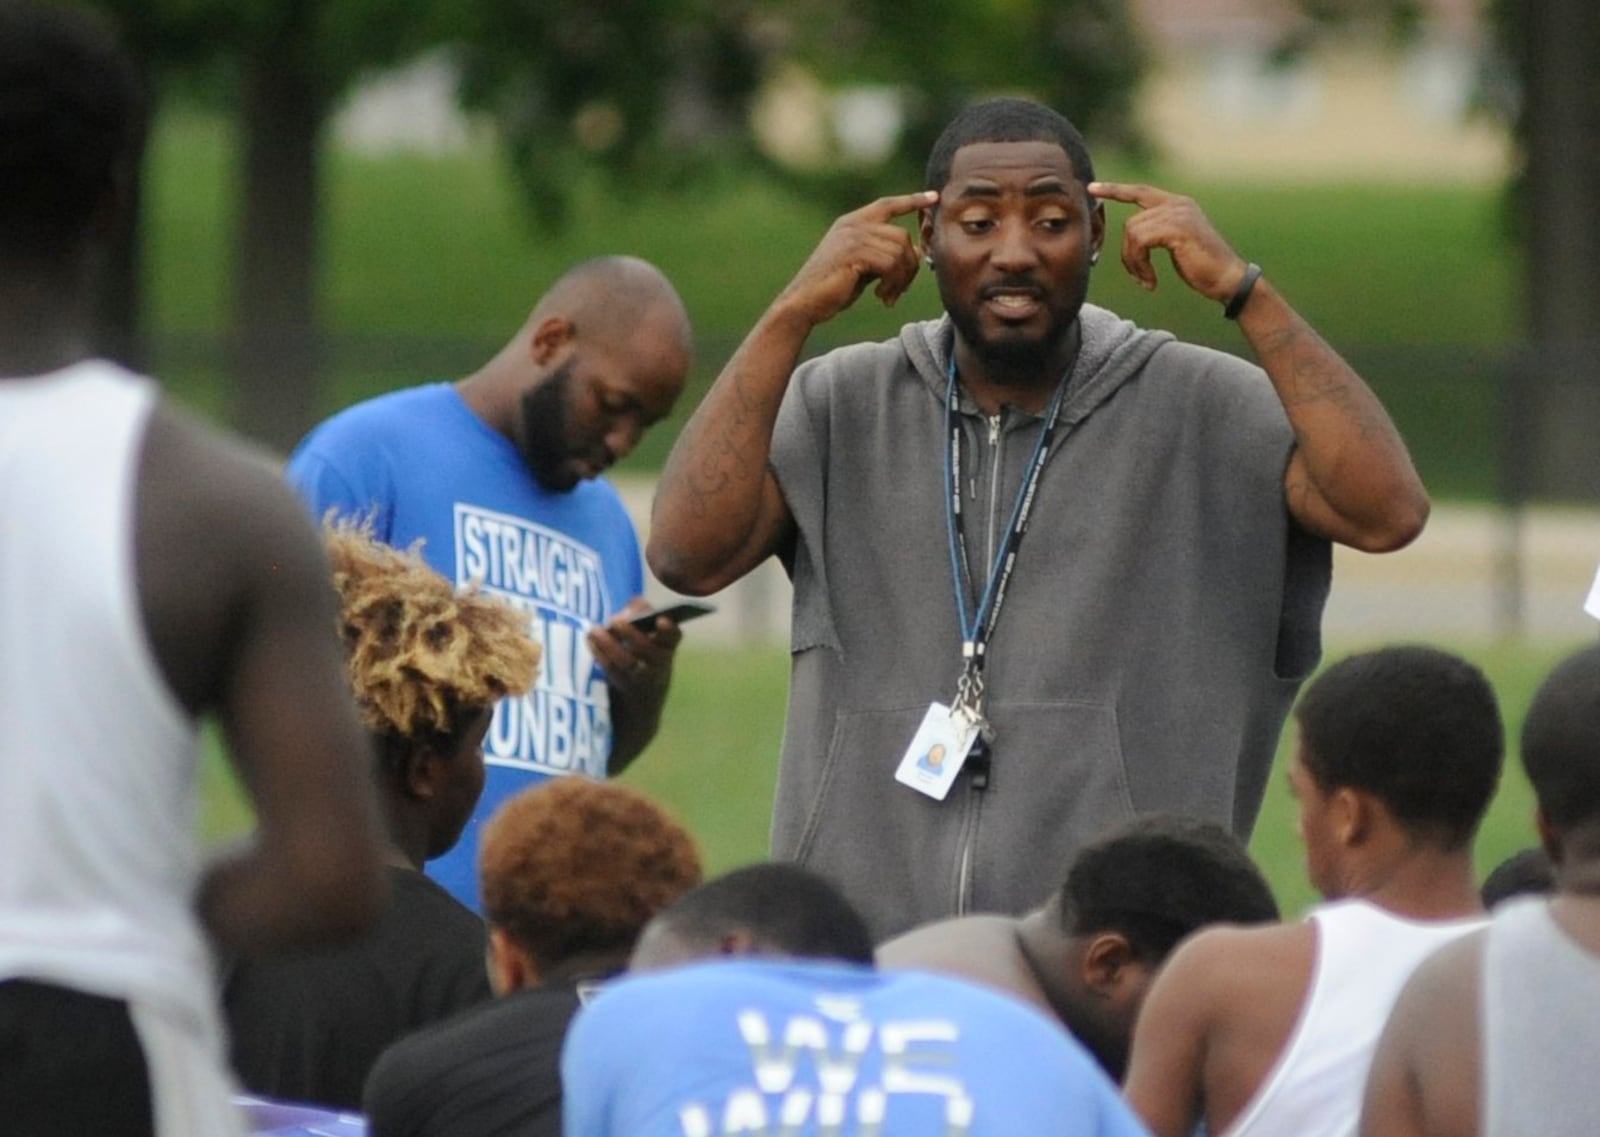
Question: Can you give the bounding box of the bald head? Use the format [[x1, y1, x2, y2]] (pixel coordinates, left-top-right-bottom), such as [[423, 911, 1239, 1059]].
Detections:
[[466, 255, 693, 491], [530, 255, 692, 360]]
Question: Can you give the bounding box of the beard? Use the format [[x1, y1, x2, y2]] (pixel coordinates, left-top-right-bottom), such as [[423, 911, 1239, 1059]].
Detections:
[[947, 311, 1056, 376], [938, 275, 1087, 386], [518, 358, 580, 492]]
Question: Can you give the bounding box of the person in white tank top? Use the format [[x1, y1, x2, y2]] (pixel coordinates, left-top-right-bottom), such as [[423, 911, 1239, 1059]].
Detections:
[[1124, 645, 1502, 1137], [1362, 642, 1600, 1137], [0, 5, 385, 1134]]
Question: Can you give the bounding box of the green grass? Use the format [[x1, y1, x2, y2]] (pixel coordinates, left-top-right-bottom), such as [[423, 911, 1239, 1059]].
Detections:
[[143, 107, 1517, 496], [202, 636, 1585, 918]]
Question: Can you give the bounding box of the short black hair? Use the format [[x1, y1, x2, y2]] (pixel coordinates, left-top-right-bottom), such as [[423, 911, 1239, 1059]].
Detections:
[[1480, 846, 1555, 908], [1059, 813, 1279, 963], [1521, 642, 1600, 832], [925, 96, 1095, 192], [1295, 645, 1503, 849], [0, 0, 142, 260], [655, 863, 875, 965]]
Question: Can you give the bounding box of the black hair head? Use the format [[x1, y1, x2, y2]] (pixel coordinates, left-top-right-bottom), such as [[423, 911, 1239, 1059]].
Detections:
[[1060, 813, 1279, 963], [1480, 846, 1555, 908], [655, 863, 875, 965], [1295, 644, 1503, 850], [0, 1, 143, 262], [925, 96, 1095, 192], [1521, 643, 1600, 833]]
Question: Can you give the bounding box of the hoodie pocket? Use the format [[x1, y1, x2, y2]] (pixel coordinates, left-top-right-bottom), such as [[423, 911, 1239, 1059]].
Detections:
[[790, 705, 970, 937], [967, 700, 1139, 918], [790, 700, 1138, 938]]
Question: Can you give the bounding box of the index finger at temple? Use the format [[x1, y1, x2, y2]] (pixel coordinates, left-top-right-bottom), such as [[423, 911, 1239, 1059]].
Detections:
[[1088, 181, 1169, 209], [863, 190, 940, 221]]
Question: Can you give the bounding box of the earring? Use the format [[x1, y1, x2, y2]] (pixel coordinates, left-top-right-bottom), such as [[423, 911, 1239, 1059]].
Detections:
[[1090, 250, 1101, 266], [923, 253, 935, 268]]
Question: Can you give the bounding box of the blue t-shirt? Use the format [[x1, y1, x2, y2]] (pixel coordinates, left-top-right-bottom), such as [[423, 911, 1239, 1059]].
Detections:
[[561, 959, 1153, 1136], [286, 384, 643, 910]]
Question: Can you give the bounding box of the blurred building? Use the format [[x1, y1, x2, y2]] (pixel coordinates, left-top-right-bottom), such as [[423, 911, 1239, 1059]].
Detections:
[[1131, 0, 1509, 181], [334, 52, 486, 156]]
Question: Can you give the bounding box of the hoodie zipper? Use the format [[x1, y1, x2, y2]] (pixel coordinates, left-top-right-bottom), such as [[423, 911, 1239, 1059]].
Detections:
[[955, 789, 986, 915], [983, 413, 1004, 569], [955, 411, 1005, 914]]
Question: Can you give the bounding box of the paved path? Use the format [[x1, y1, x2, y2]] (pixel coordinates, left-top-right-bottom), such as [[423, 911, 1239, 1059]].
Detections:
[[616, 476, 1600, 647]]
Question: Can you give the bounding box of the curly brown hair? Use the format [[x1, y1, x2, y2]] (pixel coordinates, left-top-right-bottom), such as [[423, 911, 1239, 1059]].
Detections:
[[479, 777, 703, 966], [325, 521, 540, 747]]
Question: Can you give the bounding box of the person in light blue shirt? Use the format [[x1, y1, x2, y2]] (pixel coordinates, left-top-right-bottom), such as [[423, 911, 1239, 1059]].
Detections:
[[561, 864, 1152, 1137], [287, 257, 693, 909]]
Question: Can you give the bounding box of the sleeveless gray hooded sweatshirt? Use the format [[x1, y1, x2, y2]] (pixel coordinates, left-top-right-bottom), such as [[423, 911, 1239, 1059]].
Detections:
[[769, 306, 1330, 939]]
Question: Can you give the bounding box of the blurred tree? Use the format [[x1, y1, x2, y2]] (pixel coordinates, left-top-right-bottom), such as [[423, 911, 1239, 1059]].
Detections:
[[89, 0, 464, 450], [453, 0, 768, 226], [453, 0, 1146, 219], [96, 0, 466, 450], [91, 0, 778, 450], [88, 0, 1146, 449], [758, 0, 1146, 206], [1493, 0, 1600, 502], [1294, 0, 1600, 502]]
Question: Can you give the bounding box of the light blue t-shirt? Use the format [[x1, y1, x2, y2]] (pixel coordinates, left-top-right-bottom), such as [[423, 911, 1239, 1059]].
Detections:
[[286, 383, 643, 910], [561, 959, 1153, 1137]]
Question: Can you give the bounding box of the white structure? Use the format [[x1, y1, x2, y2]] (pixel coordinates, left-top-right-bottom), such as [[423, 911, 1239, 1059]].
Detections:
[[1131, 0, 1509, 181]]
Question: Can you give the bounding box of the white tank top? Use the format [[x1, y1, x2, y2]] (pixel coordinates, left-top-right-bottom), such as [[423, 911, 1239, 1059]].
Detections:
[[0, 362, 213, 1028], [1224, 898, 1485, 1137], [1482, 897, 1600, 1137]]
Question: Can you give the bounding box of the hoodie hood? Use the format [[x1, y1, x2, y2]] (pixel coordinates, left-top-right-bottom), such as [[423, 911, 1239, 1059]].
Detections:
[[898, 305, 1174, 425]]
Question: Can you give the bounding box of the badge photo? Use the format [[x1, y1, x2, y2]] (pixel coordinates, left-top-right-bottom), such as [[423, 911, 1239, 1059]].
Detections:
[[894, 702, 978, 802]]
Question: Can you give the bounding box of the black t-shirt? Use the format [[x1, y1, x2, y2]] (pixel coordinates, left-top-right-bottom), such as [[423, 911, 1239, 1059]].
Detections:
[[362, 982, 594, 1137], [223, 865, 491, 1109]]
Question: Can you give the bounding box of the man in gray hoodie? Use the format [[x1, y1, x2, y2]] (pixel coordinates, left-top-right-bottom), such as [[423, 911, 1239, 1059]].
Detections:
[[648, 96, 1427, 939]]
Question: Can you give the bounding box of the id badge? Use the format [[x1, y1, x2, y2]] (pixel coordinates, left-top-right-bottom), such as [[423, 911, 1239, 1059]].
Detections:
[[894, 702, 979, 801]]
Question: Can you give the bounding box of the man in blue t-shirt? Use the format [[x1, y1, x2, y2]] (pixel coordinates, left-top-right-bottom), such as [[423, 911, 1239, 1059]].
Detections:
[[562, 864, 1152, 1137], [287, 256, 693, 909]]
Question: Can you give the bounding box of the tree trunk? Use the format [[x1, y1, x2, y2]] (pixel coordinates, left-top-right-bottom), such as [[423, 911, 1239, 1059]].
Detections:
[[1517, 0, 1600, 502], [231, 1, 326, 455]]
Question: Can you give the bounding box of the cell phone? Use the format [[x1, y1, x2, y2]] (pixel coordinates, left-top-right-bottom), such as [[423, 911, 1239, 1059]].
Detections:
[[627, 601, 717, 632]]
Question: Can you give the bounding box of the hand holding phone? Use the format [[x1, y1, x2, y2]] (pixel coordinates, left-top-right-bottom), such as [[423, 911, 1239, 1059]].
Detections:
[[627, 601, 716, 633]]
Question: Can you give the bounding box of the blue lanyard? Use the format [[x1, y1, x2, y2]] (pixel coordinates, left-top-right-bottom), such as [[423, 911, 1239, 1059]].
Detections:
[[944, 355, 1071, 674]]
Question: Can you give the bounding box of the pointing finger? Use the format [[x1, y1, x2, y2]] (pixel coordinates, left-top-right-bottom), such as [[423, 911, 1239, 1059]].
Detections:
[[1088, 181, 1173, 210], [862, 190, 940, 222]]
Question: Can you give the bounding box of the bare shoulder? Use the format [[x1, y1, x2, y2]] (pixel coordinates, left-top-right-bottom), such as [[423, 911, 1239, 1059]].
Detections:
[[139, 398, 334, 595], [1395, 929, 1484, 1021], [135, 398, 336, 713], [1362, 930, 1485, 1137], [1138, 922, 1297, 1030], [1141, 919, 1313, 1038], [140, 399, 315, 538], [1127, 922, 1305, 1137], [877, 915, 1015, 968], [1168, 919, 1313, 983], [877, 917, 1027, 994]]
